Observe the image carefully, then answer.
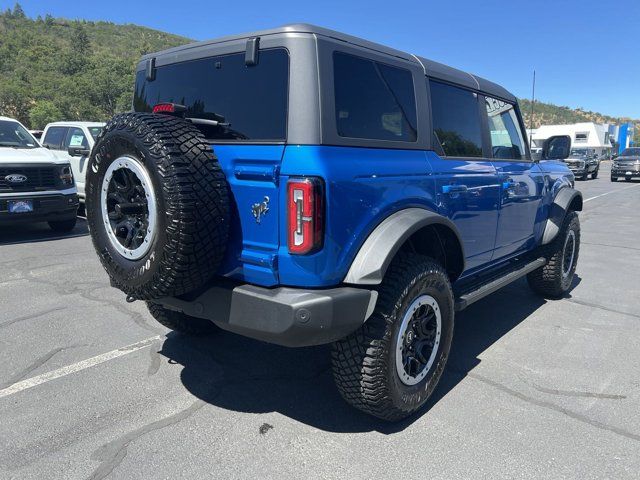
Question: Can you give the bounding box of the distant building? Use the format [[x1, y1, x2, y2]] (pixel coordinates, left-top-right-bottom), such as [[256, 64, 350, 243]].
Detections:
[[611, 123, 635, 153], [531, 122, 613, 158]]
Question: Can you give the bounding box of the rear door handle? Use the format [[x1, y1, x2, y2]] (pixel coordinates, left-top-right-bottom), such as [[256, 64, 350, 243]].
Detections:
[[442, 184, 468, 194]]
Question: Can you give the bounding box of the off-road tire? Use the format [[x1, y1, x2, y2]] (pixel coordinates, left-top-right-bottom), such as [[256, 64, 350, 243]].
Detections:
[[48, 218, 77, 233], [331, 254, 454, 421], [147, 302, 219, 335], [527, 211, 580, 298], [85, 113, 230, 300]]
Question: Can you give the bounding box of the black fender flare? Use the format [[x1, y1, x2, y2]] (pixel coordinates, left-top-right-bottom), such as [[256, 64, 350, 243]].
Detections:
[[343, 208, 465, 285], [541, 187, 583, 245]]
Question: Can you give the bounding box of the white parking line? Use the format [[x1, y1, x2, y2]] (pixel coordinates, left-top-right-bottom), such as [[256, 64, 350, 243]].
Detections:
[[0, 336, 161, 400], [584, 183, 640, 203]]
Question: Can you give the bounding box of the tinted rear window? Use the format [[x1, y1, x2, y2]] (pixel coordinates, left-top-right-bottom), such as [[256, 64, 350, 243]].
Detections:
[[134, 48, 289, 141], [333, 52, 417, 142], [430, 81, 483, 157]]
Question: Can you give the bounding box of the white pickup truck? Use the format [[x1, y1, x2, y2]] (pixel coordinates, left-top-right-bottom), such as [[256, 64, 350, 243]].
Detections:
[[0, 116, 79, 232], [41, 121, 105, 203]]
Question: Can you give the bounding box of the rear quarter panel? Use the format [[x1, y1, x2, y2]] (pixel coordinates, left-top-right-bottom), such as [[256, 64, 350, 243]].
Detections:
[[277, 145, 437, 287]]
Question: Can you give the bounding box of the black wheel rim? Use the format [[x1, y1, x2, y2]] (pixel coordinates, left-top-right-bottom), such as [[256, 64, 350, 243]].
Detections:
[[100, 157, 157, 260], [562, 229, 576, 279], [396, 295, 442, 385]]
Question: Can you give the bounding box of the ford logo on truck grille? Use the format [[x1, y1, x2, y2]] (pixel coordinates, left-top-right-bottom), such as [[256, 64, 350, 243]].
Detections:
[[5, 174, 28, 184]]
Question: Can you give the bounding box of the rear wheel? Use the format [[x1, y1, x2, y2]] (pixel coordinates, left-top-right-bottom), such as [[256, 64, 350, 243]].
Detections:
[[527, 211, 580, 298], [331, 254, 454, 421], [147, 303, 219, 335], [48, 217, 77, 233]]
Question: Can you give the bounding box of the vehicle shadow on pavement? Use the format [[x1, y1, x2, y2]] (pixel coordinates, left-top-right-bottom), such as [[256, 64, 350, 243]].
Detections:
[[0, 218, 88, 245], [159, 277, 580, 433]]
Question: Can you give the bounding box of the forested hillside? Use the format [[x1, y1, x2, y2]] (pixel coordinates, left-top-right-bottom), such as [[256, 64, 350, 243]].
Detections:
[[0, 3, 637, 138], [519, 99, 637, 130], [0, 4, 189, 128]]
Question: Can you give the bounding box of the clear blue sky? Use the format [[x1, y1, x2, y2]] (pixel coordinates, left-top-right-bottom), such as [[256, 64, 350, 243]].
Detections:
[[4, 0, 639, 118]]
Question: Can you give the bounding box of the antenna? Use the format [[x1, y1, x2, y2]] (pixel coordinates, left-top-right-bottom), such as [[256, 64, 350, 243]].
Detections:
[[529, 70, 536, 147]]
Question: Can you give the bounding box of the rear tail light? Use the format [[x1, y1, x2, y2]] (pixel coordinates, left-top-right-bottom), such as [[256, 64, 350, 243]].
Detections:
[[152, 103, 187, 115], [287, 177, 324, 255]]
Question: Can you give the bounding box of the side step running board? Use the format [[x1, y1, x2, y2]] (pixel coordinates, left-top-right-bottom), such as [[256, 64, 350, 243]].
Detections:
[[455, 257, 546, 311]]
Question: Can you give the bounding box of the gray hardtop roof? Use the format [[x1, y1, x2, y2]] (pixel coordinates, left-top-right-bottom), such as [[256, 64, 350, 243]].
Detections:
[[141, 23, 517, 104]]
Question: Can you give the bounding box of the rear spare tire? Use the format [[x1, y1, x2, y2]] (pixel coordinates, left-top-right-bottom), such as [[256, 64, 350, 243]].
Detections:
[[85, 113, 230, 300]]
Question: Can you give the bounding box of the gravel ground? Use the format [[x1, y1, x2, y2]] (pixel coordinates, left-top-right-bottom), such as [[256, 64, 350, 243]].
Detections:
[[1, 161, 639, 479]]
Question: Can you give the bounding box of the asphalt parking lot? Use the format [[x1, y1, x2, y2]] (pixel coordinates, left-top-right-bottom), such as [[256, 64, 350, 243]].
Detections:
[[1, 161, 639, 479]]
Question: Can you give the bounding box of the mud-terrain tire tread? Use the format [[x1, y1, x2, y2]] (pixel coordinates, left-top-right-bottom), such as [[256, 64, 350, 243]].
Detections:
[[147, 302, 219, 335], [527, 211, 580, 298], [331, 253, 454, 422], [86, 113, 230, 300]]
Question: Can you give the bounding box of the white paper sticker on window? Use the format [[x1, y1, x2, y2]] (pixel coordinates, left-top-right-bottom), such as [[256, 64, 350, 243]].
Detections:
[[69, 134, 85, 147]]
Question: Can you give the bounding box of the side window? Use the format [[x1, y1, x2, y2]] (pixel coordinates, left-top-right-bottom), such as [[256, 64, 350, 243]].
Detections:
[[64, 127, 88, 149], [42, 126, 68, 150], [485, 97, 526, 160], [333, 52, 417, 142], [429, 81, 483, 157]]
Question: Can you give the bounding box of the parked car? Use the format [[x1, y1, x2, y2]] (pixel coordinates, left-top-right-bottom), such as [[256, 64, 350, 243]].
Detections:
[[28, 130, 43, 140], [611, 147, 640, 182], [564, 148, 600, 180], [0, 116, 79, 232], [41, 122, 105, 202], [84, 24, 581, 421]]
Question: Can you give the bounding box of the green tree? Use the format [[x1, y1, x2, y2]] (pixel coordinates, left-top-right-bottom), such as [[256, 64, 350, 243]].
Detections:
[[12, 3, 25, 19], [29, 100, 62, 129]]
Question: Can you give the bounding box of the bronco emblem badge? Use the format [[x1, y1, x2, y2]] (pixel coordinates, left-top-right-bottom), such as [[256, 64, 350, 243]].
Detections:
[[251, 196, 270, 224]]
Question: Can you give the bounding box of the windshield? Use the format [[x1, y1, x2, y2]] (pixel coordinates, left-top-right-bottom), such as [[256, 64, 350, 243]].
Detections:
[[620, 148, 640, 157], [569, 149, 588, 157], [88, 126, 103, 140], [0, 120, 39, 149]]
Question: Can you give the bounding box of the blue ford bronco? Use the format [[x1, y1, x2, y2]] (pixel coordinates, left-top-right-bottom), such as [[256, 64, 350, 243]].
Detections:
[[85, 24, 581, 421]]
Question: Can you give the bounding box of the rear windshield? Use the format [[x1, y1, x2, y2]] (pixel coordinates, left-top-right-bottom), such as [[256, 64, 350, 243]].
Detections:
[[134, 48, 289, 141]]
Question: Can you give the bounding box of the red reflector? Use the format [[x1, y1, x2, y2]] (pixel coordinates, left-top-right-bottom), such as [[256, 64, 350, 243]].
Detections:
[[287, 177, 324, 255]]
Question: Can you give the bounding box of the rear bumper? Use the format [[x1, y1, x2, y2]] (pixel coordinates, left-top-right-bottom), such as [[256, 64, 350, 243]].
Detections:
[[0, 192, 79, 223], [154, 281, 378, 347]]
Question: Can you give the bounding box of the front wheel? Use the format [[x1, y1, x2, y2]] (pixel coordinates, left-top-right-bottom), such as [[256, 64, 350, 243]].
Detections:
[[591, 168, 598, 179], [611, 176, 618, 182], [331, 254, 454, 421], [527, 211, 580, 298]]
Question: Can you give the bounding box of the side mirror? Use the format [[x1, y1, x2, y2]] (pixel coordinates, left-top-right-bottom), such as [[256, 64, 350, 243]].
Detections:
[[68, 146, 90, 157], [542, 135, 571, 160]]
